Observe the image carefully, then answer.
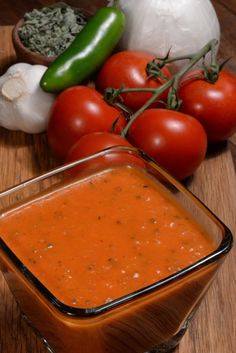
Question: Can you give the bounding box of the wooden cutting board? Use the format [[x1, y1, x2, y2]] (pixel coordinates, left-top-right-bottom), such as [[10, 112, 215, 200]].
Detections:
[[0, 26, 235, 353]]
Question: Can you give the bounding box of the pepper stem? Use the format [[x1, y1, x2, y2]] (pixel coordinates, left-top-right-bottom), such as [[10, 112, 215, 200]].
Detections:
[[111, 0, 120, 9]]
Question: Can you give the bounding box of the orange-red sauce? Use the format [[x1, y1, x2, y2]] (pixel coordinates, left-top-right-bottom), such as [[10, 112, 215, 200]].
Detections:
[[0, 166, 216, 308]]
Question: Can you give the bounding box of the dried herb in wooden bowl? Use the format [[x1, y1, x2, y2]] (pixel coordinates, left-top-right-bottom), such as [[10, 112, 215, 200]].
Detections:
[[18, 2, 88, 57]]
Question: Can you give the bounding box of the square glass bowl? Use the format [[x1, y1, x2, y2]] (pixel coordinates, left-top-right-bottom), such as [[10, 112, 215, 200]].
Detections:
[[0, 147, 233, 353]]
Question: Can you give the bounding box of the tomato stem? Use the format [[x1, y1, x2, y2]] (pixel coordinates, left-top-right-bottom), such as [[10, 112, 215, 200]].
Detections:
[[167, 39, 219, 109], [201, 39, 221, 83], [106, 39, 219, 136], [121, 79, 174, 137]]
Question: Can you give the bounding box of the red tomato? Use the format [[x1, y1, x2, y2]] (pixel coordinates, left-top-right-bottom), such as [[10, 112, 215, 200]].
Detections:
[[66, 132, 145, 175], [47, 86, 126, 159], [127, 109, 207, 180], [178, 69, 236, 142], [96, 50, 171, 111]]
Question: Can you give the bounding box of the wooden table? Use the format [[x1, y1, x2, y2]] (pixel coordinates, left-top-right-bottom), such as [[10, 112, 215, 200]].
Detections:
[[0, 23, 236, 353]]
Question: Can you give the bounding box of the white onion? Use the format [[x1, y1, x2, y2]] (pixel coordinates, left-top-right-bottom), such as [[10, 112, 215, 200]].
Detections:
[[110, 0, 220, 70]]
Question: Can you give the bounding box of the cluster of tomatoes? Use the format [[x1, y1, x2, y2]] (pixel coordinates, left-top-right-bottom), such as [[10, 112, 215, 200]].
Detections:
[[47, 51, 236, 180]]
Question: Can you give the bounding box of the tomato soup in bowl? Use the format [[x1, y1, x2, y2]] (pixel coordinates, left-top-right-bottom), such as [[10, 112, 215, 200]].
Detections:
[[0, 147, 233, 353]]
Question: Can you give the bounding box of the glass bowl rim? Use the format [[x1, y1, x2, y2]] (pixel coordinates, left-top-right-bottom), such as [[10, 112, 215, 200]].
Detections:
[[0, 146, 233, 317]]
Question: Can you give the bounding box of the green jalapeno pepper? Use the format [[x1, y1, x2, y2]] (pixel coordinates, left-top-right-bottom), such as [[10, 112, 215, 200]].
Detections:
[[40, 4, 125, 93]]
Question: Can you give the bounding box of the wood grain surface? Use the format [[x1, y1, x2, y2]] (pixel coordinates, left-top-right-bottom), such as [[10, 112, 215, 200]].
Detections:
[[0, 19, 236, 353]]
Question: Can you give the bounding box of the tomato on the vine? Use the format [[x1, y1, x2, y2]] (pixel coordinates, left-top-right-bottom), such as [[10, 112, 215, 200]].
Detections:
[[178, 69, 236, 142], [127, 109, 207, 180], [66, 132, 145, 175], [47, 86, 126, 159], [96, 50, 171, 111]]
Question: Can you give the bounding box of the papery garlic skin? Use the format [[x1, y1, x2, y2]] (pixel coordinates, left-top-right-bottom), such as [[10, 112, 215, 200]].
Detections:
[[0, 63, 55, 133], [112, 0, 220, 70]]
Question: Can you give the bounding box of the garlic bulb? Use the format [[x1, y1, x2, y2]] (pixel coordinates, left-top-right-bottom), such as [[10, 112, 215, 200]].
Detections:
[[111, 0, 220, 70], [0, 63, 55, 133]]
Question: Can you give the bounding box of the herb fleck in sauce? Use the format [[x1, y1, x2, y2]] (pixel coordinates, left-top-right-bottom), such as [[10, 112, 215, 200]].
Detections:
[[0, 166, 216, 308]]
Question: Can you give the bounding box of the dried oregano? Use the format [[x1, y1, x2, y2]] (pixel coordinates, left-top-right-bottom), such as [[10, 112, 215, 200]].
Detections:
[[18, 2, 88, 57]]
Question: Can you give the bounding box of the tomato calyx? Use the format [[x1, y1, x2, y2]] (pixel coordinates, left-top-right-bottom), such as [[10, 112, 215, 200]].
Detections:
[[104, 86, 133, 119], [101, 39, 235, 149], [203, 57, 232, 84], [146, 51, 171, 80], [103, 39, 221, 127], [104, 86, 124, 104]]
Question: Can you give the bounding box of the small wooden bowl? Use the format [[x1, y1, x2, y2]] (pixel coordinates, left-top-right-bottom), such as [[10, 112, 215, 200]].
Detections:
[[12, 8, 93, 66], [12, 18, 55, 66]]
